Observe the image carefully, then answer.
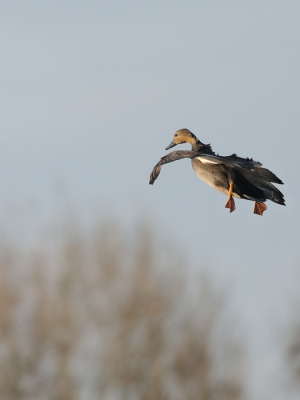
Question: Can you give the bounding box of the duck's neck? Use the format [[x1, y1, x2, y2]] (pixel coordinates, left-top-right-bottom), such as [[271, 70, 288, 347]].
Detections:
[[191, 135, 214, 154], [192, 138, 202, 151], [184, 133, 201, 151], [182, 136, 197, 150]]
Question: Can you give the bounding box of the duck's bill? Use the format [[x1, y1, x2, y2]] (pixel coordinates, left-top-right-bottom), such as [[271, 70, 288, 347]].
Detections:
[[165, 141, 176, 150]]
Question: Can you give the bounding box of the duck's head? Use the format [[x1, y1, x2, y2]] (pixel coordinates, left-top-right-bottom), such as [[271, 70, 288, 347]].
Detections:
[[165, 128, 197, 150]]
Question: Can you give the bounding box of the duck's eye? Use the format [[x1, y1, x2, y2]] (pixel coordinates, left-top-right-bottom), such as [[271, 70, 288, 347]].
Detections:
[[175, 134, 177, 137]]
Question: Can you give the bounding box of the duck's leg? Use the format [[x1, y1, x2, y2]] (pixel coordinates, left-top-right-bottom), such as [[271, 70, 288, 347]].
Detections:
[[225, 182, 236, 213], [253, 202, 267, 216]]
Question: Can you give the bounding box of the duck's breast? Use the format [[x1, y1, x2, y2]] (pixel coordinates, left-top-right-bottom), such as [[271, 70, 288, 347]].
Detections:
[[191, 158, 230, 196]]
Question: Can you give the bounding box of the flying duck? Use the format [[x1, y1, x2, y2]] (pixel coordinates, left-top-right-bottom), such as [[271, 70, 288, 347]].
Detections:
[[149, 129, 285, 215]]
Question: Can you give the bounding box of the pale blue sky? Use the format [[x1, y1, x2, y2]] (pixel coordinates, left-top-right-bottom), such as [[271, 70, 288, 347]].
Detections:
[[0, 2, 300, 398]]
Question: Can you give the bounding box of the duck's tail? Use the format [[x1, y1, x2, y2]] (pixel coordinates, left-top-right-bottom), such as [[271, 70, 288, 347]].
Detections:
[[268, 187, 286, 205], [261, 182, 285, 206], [240, 168, 285, 206]]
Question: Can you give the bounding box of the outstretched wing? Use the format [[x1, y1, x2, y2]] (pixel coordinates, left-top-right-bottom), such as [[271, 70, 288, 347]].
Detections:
[[149, 150, 196, 184], [195, 152, 282, 183], [194, 152, 284, 188], [195, 153, 262, 169]]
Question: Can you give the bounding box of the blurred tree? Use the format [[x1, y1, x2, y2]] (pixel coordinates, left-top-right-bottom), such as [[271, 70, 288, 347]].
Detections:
[[0, 219, 244, 400]]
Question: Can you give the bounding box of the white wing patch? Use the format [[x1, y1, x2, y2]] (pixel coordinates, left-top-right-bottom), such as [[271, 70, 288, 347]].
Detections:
[[195, 156, 224, 164]]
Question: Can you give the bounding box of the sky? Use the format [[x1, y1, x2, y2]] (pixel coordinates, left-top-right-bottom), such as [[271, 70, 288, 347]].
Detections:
[[0, 2, 300, 398]]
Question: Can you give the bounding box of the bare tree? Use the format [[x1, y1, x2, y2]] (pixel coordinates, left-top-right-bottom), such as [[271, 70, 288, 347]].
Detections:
[[0, 219, 244, 400], [99, 225, 244, 400]]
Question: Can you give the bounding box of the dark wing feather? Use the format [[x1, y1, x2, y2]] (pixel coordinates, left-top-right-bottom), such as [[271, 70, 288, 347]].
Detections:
[[210, 153, 284, 184], [149, 150, 196, 184], [240, 169, 285, 205], [252, 167, 283, 184], [221, 153, 262, 169]]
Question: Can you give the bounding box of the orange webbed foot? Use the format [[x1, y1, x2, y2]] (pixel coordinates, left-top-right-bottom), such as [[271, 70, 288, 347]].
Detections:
[[225, 182, 236, 213], [253, 202, 267, 216], [225, 197, 236, 213]]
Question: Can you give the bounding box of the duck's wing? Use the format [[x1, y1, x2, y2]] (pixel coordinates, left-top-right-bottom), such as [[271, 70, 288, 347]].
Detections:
[[239, 169, 285, 205], [222, 153, 262, 169], [196, 153, 262, 169], [149, 150, 197, 184], [196, 153, 283, 184], [222, 154, 283, 184], [250, 167, 283, 184]]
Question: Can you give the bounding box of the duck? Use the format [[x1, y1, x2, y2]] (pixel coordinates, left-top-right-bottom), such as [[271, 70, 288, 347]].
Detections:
[[149, 128, 285, 215]]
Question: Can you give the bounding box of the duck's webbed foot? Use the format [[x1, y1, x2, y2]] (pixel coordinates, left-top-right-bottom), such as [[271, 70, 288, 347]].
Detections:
[[225, 197, 236, 213], [253, 202, 267, 216], [225, 182, 236, 213]]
